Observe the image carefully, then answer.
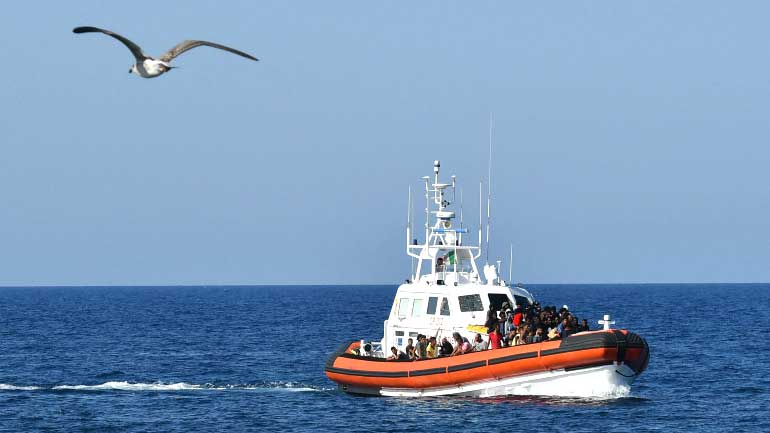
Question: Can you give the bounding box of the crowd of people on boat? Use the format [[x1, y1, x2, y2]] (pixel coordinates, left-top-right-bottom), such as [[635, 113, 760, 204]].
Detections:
[[386, 302, 590, 361], [487, 302, 590, 348]]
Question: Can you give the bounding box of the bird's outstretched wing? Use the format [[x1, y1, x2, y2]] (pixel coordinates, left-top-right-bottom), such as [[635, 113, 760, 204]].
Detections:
[[159, 40, 258, 63], [73, 26, 147, 61]]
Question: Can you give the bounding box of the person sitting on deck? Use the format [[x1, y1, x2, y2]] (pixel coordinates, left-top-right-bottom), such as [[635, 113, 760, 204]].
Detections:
[[561, 322, 574, 339], [426, 336, 438, 358], [439, 337, 454, 357], [525, 328, 535, 344], [472, 333, 488, 352], [577, 318, 590, 332], [405, 338, 415, 360], [509, 325, 526, 346], [556, 318, 568, 336], [451, 332, 470, 356], [387, 346, 408, 361], [414, 334, 428, 359]]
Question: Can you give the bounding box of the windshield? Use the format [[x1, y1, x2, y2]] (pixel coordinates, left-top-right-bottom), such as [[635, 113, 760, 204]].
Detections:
[[513, 294, 531, 308]]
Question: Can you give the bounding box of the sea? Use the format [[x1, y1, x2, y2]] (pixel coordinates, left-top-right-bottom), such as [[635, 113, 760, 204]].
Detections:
[[0, 283, 768, 432]]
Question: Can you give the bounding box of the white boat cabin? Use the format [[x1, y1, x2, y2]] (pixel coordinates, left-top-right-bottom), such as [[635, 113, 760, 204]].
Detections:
[[376, 161, 535, 354]]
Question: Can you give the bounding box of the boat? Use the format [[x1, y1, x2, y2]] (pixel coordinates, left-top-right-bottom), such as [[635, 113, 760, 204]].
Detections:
[[325, 161, 650, 398]]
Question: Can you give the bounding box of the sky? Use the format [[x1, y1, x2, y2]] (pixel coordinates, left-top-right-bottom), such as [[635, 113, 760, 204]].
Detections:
[[1, 1, 769, 286]]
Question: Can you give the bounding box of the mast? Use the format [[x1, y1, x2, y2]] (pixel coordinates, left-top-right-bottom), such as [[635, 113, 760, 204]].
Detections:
[[407, 161, 481, 282]]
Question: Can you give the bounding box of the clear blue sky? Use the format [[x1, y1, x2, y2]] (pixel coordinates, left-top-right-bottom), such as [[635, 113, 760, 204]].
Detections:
[[1, 1, 768, 285]]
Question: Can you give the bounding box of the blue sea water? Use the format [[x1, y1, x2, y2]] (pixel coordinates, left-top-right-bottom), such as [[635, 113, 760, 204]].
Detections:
[[1, 284, 768, 432]]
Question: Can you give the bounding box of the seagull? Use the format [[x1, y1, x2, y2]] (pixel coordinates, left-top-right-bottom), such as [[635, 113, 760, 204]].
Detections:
[[73, 26, 258, 78]]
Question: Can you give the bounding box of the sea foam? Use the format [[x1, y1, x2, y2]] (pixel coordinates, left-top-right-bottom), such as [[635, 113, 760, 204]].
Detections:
[[52, 381, 203, 391], [0, 380, 330, 393], [0, 384, 42, 391]]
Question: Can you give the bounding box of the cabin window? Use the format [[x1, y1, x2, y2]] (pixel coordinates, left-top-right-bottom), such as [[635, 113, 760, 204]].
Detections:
[[426, 296, 438, 315], [458, 294, 484, 312], [395, 331, 404, 336], [513, 295, 531, 308], [398, 298, 410, 318], [439, 297, 451, 316], [411, 299, 423, 317], [488, 293, 512, 311], [409, 332, 418, 338]]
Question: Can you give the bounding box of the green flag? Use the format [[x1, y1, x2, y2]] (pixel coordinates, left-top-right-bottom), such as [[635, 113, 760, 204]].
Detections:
[[446, 250, 456, 265]]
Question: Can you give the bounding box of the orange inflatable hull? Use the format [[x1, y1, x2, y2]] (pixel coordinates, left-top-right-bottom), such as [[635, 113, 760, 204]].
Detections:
[[325, 330, 649, 395]]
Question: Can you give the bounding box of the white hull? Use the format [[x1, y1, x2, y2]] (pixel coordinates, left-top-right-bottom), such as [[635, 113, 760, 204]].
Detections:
[[379, 363, 636, 399]]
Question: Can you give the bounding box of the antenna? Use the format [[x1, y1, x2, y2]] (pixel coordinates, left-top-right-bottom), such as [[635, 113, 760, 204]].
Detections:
[[407, 186, 412, 232], [459, 189, 464, 229], [410, 186, 414, 238], [407, 185, 413, 279], [485, 113, 493, 263], [422, 176, 430, 243], [406, 185, 412, 245], [508, 243, 513, 285], [478, 181, 483, 254], [451, 175, 456, 207]]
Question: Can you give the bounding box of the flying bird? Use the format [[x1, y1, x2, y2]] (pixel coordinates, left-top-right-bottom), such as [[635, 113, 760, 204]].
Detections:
[[73, 26, 258, 78]]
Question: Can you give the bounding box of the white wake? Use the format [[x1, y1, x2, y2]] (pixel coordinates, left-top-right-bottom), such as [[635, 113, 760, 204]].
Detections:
[[0, 384, 42, 391], [1, 381, 329, 393]]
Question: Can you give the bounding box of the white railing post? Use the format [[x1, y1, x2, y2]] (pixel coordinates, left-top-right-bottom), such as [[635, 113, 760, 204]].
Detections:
[[598, 314, 615, 330]]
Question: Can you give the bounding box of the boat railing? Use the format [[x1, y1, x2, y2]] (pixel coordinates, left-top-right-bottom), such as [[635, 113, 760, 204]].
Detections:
[[428, 270, 475, 286]]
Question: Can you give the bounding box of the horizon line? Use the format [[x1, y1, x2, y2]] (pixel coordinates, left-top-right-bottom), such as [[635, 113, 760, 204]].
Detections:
[[1, 281, 769, 289]]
